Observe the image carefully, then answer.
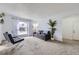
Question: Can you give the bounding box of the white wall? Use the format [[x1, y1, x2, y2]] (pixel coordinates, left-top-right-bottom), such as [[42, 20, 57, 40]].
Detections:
[[1, 14, 33, 40], [1, 14, 16, 40], [62, 15, 79, 40]]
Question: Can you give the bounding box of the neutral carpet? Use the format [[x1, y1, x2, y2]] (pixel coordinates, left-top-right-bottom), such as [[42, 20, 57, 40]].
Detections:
[[11, 37, 79, 55]]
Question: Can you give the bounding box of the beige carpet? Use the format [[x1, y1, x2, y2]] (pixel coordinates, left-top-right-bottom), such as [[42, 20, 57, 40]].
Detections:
[[10, 37, 79, 55]]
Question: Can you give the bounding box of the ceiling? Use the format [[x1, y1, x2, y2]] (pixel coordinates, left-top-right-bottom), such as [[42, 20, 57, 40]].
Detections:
[[0, 3, 79, 19]]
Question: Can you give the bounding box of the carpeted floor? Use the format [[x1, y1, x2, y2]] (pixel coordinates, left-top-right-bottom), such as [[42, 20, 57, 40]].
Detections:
[[12, 37, 79, 55]]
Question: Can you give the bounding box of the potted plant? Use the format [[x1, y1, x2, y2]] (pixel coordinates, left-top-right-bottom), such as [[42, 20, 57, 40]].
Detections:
[[0, 12, 5, 24], [48, 19, 56, 38]]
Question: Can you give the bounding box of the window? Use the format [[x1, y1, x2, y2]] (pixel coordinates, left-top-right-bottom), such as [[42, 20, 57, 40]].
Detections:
[[17, 22, 28, 35]]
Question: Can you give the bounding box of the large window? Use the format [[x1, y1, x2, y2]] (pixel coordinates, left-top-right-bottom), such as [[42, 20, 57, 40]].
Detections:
[[17, 22, 28, 35]]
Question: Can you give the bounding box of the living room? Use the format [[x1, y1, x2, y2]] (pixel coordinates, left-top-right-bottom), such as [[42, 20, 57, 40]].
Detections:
[[0, 3, 79, 55]]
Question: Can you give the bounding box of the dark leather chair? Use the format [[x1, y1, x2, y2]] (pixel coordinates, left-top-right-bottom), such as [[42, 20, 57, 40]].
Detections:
[[45, 31, 51, 41], [3, 32, 24, 44]]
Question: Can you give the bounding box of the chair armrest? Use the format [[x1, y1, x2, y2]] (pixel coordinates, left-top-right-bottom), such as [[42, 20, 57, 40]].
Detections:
[[13, 36, 17, 38], [13, 36, 23, 40]]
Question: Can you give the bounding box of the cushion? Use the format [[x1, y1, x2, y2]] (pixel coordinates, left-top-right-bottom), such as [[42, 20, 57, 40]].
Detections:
[[3, 33, 10, 42]]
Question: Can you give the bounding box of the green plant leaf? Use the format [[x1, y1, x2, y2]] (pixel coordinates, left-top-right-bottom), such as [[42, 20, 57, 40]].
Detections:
[[48, 19, 56, 28], [48, 19, 56, 37]]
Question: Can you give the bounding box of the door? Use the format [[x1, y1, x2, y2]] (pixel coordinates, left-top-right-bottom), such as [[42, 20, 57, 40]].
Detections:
[[73, 17, 79, 40], [62, 17, 75, 40]]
